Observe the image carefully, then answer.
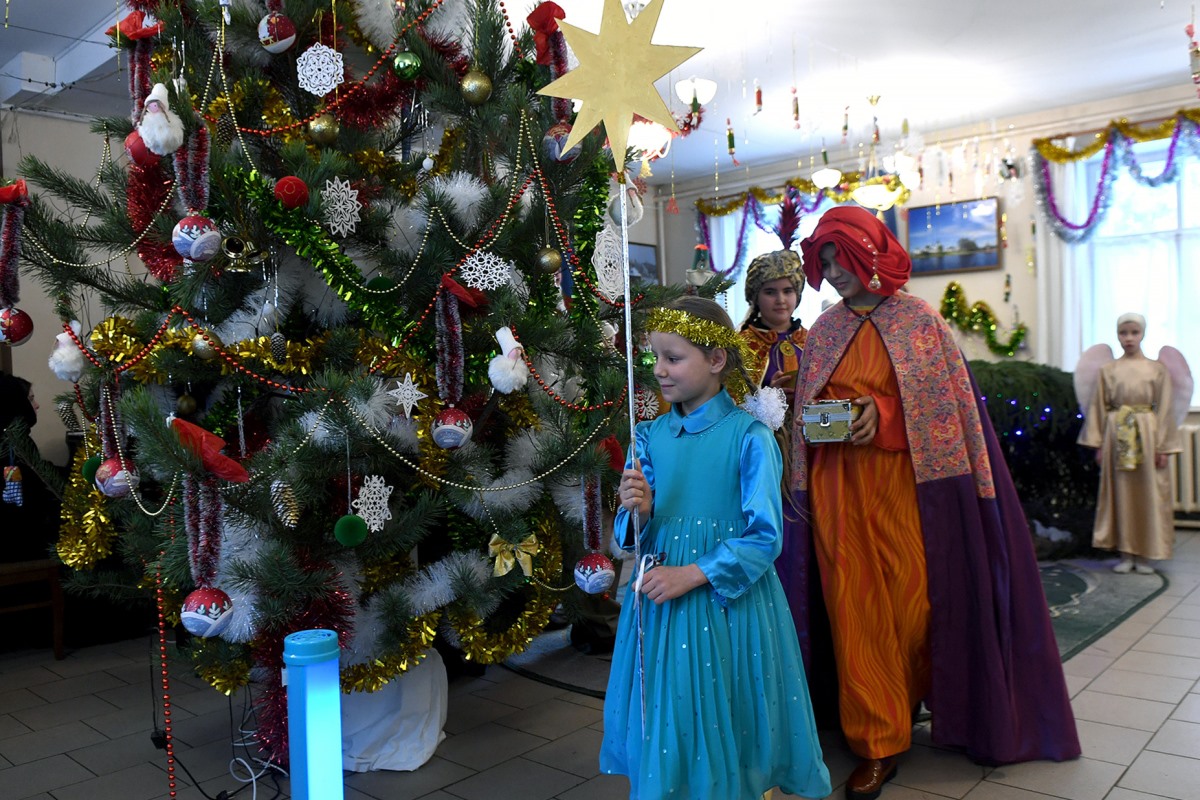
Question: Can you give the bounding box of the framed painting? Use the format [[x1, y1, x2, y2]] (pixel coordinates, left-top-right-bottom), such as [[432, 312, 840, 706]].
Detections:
[[628, 243, 660, 284], [905, 197, 1000, 275]]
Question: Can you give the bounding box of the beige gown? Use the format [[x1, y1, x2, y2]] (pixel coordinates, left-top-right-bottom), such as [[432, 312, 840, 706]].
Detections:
[[1079, 356, 1181, 559]]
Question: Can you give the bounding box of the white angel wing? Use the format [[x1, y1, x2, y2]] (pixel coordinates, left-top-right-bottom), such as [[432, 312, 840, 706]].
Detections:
[[1074, 344, 1114, 411], [1157, 345, 1194, 427]]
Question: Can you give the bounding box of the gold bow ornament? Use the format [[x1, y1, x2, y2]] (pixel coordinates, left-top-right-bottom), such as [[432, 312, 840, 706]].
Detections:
[[488, 533, 539, 577]]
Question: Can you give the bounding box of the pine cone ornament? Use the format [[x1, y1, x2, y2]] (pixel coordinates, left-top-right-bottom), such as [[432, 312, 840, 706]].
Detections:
[[270, 331, 287, 364], [215, 114, 236, 151], [270, 479, 299, 527]]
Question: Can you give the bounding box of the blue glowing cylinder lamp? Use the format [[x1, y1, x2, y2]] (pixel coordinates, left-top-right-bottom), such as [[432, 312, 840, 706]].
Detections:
[[283, 629, 344, 800]]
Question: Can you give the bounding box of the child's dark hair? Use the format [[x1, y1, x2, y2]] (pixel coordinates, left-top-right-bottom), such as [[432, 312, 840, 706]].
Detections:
[[662, 296, 756, 393]]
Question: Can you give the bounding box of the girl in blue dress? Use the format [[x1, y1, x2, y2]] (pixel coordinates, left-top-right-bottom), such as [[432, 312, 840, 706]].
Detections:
[[601, 297, 830, 800]]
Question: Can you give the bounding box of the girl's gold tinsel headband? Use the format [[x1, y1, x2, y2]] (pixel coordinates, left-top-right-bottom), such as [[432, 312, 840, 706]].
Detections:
[[644, 308, 763, 402]]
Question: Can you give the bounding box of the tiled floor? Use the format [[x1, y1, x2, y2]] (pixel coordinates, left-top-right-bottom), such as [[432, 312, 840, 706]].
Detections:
[[3, 529, 1200, 800]]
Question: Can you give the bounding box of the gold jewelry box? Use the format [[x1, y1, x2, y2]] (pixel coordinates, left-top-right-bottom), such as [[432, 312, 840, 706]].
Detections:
[[800, 399, 861, 444]]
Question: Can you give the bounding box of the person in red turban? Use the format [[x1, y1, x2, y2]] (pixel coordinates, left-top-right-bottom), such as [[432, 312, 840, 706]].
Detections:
[[780, 206, 1079, 799]]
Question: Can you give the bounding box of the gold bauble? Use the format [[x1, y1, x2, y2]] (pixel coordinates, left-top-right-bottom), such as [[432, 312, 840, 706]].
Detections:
[[175, 393, 197, 416], [534, 246, 564, 274], [459, 68, 493, 106], [192, 333, 221, 361], [307, 113, 340, 145]]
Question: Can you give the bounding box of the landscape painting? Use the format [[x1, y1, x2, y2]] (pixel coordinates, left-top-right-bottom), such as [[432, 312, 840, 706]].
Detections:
[[905, 197, 1000, 274]]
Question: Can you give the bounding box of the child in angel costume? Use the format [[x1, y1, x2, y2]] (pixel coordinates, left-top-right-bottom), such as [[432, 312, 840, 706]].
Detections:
[[1075, 312, 1193, 573], [601, 297, 830, 800]]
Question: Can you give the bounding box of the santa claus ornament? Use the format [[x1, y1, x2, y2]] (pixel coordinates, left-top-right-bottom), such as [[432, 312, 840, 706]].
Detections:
[[137, 83, 184, 158]]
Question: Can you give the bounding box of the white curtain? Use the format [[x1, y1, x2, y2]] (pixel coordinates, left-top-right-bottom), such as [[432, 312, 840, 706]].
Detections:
[[1034, 157, 1086, 370]]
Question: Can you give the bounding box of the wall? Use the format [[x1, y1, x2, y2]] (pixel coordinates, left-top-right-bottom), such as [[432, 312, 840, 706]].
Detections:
[[651, 83, 1199, 364], [1, 110, 111, 465]]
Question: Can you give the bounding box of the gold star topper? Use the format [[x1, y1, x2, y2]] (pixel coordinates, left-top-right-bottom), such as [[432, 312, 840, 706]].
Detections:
[[537, 0, 701, 174]]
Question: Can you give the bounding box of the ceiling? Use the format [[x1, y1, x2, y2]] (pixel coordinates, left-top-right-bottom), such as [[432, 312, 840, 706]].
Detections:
[[1, 0, 1193, 184]]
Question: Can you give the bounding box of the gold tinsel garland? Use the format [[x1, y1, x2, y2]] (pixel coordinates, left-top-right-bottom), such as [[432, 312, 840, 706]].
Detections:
[[695, 174, 910, 218], [88, 316, 442, 386], [940, 281, 1028, 358], [206, 78, 302, 144], [341, 612, 441, 693], [57, 429, 116, 569], [1032, 108, 1200, 163], [446, 513, 562, 664]]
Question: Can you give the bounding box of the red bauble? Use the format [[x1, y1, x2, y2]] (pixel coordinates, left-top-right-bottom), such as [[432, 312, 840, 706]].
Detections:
[[171, 214, 221, 261], [0, 307, 34, 345], [124, 129, 160, 168], [274, 176, 309, 209], [94, 456, 138, 498], [181, 587, 234, 637], [573, 552, 616, 594], [431, 407, 473, 449], [257, 12, 297, 54]]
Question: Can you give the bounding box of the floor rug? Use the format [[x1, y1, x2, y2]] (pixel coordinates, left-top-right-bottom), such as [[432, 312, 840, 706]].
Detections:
[[506, 558, 1168, 698], [1041, 558, 1167, 661]]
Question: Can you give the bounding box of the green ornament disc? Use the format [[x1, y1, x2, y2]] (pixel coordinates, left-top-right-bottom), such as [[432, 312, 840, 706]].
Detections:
[[334, 514, 369, 547], [82, 454, 102, 484]]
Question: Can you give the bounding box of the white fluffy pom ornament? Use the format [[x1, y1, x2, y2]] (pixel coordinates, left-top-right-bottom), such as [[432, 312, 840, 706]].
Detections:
[[138, 83, 185, 157], [48, 320, 86, 383], [739, 386, 788, 431]]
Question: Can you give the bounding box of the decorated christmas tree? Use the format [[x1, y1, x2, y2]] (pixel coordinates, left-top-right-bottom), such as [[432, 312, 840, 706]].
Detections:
[[16, 0, 703, 769]]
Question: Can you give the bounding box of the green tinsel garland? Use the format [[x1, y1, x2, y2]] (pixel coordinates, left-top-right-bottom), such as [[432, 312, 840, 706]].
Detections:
[[940, 281, 1028, 357], [229, 168, 415, 340]]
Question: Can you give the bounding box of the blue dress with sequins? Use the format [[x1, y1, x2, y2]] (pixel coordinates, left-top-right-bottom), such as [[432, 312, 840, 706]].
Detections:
[[600, 389, 831, 800]]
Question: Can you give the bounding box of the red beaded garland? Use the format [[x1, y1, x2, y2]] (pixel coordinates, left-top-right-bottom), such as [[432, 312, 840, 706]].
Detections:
[[204, 1, 447, 137]]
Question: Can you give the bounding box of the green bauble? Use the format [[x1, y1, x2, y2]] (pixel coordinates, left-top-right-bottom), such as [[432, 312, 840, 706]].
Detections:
[[459, 68, 493, 106], [82, 454, 102, 485], [638, 350, 656, 368], [366, 275, 395, 292], [334, 514, 369, 547], [391, 51, 422, 81]]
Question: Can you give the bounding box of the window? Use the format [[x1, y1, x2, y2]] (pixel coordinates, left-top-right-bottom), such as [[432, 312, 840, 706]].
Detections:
[[1081, 144, 1200, 409], [715, 199, 841, 329]]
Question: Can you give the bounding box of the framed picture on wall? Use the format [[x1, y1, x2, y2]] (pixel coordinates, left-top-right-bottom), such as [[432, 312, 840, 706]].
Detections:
[[628, 243, 660, 284], [905, 197, 1000, 275]]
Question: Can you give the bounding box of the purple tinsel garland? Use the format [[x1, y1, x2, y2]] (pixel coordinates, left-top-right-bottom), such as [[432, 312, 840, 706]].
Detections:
[[1035, 116, 1200, 243], [699, 187, 825, 278]]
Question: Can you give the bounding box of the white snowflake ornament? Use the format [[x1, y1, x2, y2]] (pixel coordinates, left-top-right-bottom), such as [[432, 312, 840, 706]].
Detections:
[[386, 372, 427, 418], [591, 221, 624, 302], [634, 386, 661, 421], [297, 43, 344, 97], [459, 251, 513, 292], [352, 475, 394, 533], [322, 177, 361, 237]]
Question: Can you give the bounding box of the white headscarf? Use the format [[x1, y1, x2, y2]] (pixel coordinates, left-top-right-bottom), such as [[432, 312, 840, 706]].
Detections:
[[1116, 312, 1146, 331]]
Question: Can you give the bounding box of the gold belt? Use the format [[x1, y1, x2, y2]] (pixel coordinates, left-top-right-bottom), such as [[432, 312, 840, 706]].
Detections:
[[1114, 404, 1153, 470]]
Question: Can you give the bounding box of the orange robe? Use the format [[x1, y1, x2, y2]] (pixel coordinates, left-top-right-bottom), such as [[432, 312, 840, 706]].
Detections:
[[809, 320, 931, 759]]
